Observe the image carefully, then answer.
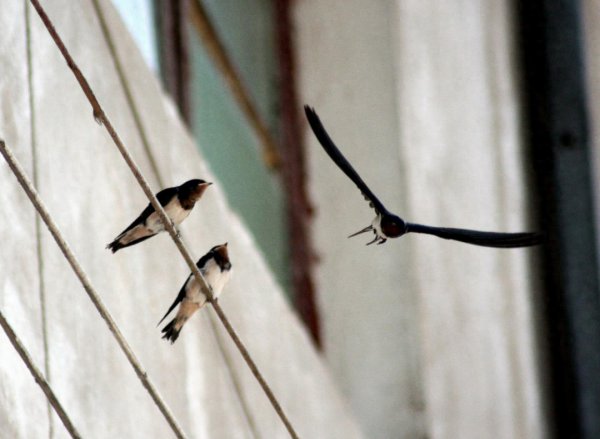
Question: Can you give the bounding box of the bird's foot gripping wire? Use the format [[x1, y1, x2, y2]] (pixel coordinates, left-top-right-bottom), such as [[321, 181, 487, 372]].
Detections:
[[170, 222, 182, 238]]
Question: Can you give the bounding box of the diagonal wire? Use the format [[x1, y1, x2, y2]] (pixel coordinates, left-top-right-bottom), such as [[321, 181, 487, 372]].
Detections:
[[88, 1, 261, 436], [24, 1, 55, 437], [27, 1, 299, 438], [0, 140, 187, 439], [0, 309, 82, 439], [88, 0, 164, 188]]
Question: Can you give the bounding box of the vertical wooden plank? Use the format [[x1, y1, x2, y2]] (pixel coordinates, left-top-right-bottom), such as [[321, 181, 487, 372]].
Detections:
[[275, 0, 321, 346], [517, 0, 600, 437]]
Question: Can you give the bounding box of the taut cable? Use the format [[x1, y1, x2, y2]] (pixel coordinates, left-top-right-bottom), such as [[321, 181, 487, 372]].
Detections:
[[0, 140, 187, 439], [27, 2, 299, 437]]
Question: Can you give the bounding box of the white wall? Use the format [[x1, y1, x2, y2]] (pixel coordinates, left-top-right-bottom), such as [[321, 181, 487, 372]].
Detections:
[[0, 1, 363, 438], [296, 1, 548, 438], [295, 2, 425, 438]]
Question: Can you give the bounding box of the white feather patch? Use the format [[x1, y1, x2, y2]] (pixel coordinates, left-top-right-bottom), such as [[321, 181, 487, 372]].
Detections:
[[118, 224, 151, 244], [145, 198, 191, 234], [185, 259, 232, 307]]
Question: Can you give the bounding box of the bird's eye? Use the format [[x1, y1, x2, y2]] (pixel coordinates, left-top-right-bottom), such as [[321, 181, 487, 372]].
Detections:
[[381, 217, 406, 238]]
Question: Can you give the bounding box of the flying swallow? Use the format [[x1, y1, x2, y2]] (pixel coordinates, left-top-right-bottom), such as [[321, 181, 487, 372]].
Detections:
[[106, 179, 212, 253], [304, 106, 543, 247], [159, 243, 232, 343]]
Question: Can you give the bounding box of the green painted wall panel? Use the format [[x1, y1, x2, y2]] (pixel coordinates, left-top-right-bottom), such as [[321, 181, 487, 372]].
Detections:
[[188, 28, 290, 294], [113, 0, 289, 294], [200, 0, 278, 129]]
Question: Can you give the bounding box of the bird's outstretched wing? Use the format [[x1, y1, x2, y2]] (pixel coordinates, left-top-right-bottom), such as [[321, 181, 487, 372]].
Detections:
[[157, 274, 189, 326], [304, 106, 389, 215], [406, 223, 544, 248]]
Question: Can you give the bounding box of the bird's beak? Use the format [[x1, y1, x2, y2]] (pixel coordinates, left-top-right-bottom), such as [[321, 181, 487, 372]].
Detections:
[[196, 182, 212, 196], [348, 225, 373, 238]]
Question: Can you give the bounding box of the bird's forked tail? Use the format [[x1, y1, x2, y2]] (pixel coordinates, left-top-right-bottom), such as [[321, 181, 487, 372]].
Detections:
[[161, 316, 186, 344]]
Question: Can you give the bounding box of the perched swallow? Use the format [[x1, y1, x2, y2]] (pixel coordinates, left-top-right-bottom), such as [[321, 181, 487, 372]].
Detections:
[[304, 106, 543, 247], [107, 179, 212, 253], [159, 243, 232, 343]]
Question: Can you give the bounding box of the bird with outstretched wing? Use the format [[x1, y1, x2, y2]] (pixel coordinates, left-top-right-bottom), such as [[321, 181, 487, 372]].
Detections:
[[304, 105, 543, 248]]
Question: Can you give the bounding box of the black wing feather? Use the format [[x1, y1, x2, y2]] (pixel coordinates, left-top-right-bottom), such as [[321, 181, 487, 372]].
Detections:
[[157, 274, 189, 326], [118, 187, 179, 236], [107, 234, 154, 253], [304, 106, 389, 215], [407, 223, 544, 248], [157, 256, 210, 326]]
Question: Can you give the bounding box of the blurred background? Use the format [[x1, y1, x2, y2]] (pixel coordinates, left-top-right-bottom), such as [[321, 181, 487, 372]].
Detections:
[[114, 0, 599, 437], [3, 0, 600, 438]]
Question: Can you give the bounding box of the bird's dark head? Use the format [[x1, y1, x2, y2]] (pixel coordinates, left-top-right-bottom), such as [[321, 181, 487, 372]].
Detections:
[[349, 214, 407, 245], [179, 179, 212, 204], [210, 243, 232, 271], [380, 214, 407, 238]]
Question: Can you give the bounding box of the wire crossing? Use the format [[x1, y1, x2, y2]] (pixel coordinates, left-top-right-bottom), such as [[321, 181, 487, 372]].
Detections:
[[27, 1, 300, 437], [0, 141, 187, 439]]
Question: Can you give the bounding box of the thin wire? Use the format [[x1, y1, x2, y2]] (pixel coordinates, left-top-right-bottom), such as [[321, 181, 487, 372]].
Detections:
[[88, 0, 164, 188], [207, 313, 262, 439], [0, 309, 82, 439], [0, 140, 187, 439], [24, 1, 54, 437], [89, 1, 261, 435], [27, 2, 299, 437]]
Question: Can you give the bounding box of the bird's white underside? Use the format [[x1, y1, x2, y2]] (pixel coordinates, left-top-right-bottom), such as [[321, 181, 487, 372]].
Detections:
[[146, 199, 191, 233], [118, 224, 149, 245], [184, 258, 232, 307], [117, 199, 191, 245], [372, 214, 385, 239]]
